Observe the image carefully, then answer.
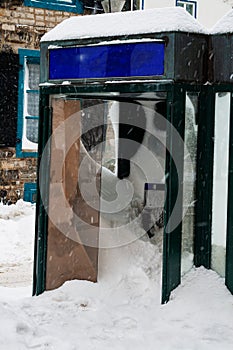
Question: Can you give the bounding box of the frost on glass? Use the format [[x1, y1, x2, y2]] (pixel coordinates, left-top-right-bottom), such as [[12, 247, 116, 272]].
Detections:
[[181, 92, 198, 275], [26, 119, 38, 143], [22, 60, 39, 150], [211, 92, 230, 277], [27, 93, 39, 116], [28, 63, 40, 90]]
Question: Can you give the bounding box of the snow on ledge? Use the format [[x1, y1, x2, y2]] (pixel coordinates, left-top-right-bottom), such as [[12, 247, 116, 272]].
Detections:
[[41, 7, 207, 43], [211, 9, 233, 34]]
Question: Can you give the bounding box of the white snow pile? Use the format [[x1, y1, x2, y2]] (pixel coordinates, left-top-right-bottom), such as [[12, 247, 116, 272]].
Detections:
[[1, 201, 233, 349], [41, 7, 207, 43], [0, 199, 34, 220], [211, 9, 233, 34], [0, 200, 35, 287]]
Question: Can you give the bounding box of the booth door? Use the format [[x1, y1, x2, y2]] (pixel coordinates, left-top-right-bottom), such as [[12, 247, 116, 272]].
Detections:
[[211, 91, 233, 295], [211, 92, 231, 280], [45, 92, 169, 296], [45, 96, 103, 290], [181, 92, 199, 276]]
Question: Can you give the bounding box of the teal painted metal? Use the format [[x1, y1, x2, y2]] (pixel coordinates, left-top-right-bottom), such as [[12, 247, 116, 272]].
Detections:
[[16, 49, 40, 158], [24, 0, 84, 13], [23, 182, 37, 203], [35, 80, 225, 303], [162, 85, 185, 304]]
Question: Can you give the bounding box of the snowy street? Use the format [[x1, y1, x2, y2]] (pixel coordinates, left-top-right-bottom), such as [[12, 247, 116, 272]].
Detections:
[[0, 201, 233, 350]]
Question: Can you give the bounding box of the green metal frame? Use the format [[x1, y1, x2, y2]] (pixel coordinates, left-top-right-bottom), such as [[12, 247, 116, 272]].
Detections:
[[34, 81, 233, 302], [194, 85, 215, 269], [24, 0, 84, 13], [33, 81, 175, 296], [162, 85, 185, 303], [33, 94, 51, 295], [194, 84, 233, 295]]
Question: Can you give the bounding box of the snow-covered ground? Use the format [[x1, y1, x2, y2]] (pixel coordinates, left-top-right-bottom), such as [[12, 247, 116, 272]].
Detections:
[[0, 200, 35, 287], [0, 201, 233, 350]]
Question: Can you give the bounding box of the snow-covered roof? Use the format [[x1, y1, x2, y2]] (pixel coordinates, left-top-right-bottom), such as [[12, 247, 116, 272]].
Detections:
[[41, 7, 207, 43], [211, 9, 233, 34]]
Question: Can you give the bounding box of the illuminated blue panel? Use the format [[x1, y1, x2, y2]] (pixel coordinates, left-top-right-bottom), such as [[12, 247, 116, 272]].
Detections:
[[49, 42, 165, 80]]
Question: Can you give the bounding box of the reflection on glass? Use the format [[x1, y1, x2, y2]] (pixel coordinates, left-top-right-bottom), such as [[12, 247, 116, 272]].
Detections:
[[181, 92, 198, 275], [99, 93, 167, 248], [211, 92, 230, 277], [26, 119, 38, 143], [46, 93, 167, 295], [28, 63, 40, 90], [27, 93, 39, 116]]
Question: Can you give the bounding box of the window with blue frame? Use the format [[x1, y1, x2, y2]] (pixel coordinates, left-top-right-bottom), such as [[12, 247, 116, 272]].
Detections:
[[24, 0, 84, 13], [124, 0, 144, 10], [176, 0, 197, 18], [17, 49, 40, 158]]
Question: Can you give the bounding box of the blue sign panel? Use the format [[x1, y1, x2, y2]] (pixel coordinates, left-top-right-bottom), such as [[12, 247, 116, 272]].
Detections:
[[49, 42, 165, 80]]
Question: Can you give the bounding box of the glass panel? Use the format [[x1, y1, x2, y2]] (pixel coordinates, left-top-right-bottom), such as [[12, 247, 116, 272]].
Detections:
[[46, 92, 167, 298], [45, 0, 74, 4], [211, 92, 231, 277], [99, 93, 167, 303], [26, 118, 38, 143], [28, 63, 40, 90], [27, 92, 39, 116], [49, 42, 165, 80], [186, 4, 194, 15], [181, 92, 198, 275], [133, 0, 141, 10]]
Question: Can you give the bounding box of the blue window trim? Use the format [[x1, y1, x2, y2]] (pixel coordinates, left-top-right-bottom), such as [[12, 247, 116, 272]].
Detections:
[[17, 49, 40, 158], [23, 182, 37, 203], [176, 0, 197, 18], [24, 0, 84, 13]]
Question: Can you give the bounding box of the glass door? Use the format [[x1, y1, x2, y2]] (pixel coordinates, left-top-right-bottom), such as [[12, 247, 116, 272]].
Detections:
[[41, 91, 169, 295], [211, 92, 231, 277], [181, 92, 199, 275]]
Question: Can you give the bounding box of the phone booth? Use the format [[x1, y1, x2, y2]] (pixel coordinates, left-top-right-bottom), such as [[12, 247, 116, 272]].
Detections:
[[33, 8, 209, 303]]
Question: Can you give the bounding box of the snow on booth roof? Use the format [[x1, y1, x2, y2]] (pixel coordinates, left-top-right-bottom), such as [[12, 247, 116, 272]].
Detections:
[[211, 9, 233, 34], [41, 7, 207, 43]]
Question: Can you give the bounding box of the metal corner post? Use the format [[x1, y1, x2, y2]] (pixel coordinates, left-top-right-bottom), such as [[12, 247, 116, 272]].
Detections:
[[162, 84, 185, 303], [33, 93, 52, 296], [194, 85, 215, 269]]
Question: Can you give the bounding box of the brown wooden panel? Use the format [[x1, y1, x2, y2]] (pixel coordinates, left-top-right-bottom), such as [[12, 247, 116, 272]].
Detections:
[[46, 98, 100, 290]]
